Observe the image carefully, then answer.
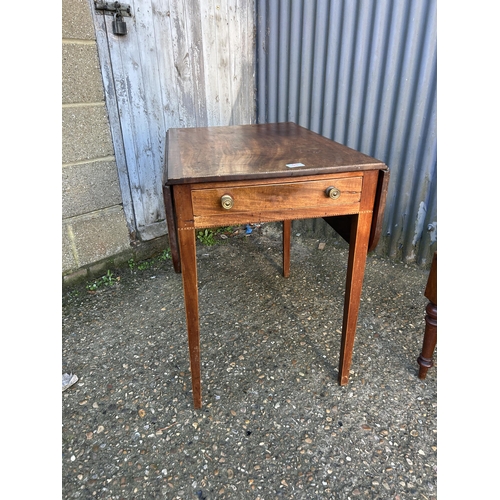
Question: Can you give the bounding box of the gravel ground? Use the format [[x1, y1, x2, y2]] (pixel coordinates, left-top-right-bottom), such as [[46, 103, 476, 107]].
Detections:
[[62, 223, 437, 500]]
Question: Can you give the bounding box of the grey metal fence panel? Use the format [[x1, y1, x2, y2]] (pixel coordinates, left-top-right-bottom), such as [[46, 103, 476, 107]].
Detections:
[[256, 0, 437, 266]]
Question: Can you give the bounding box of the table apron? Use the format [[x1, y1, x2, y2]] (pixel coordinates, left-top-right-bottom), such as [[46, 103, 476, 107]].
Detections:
[[189, 174, 367, 228], [191, 206, 370, 229]]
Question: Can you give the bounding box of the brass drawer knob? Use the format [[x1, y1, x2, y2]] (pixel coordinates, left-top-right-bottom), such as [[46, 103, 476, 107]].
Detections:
[[221, 194, 234, 210], [326, 186, 341, 199]]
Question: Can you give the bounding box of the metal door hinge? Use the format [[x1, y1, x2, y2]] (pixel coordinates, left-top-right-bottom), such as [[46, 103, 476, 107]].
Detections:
[[94, 1, 132, 17]]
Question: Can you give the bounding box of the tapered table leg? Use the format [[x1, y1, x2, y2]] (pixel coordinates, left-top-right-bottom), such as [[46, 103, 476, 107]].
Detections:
[[178, 226, 202, 408], [338, 212, 372, 385], [283, 220, 291, 278], [174, 184, 202, 408]]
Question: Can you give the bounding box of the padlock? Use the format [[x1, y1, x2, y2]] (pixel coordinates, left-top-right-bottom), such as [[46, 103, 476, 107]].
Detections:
[[112, 12, 127, 36]]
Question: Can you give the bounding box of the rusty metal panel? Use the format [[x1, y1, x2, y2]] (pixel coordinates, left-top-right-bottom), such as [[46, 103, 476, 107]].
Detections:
[[256, 0, 437, 266]]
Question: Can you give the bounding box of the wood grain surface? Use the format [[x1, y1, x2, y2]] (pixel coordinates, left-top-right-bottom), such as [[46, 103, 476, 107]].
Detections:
[[165, 123, 387, 184], [165, 123, 389, 407]]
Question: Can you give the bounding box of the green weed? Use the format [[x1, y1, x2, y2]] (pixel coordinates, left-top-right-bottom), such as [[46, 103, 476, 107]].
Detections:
[[86, 270, 118, 291], [128, 249, 172, 270], [197, 229, 217, 246], [197, 227, 234, 246]]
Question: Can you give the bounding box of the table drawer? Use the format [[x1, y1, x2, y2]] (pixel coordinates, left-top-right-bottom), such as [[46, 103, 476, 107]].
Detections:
[[191, 176, 363, 216]]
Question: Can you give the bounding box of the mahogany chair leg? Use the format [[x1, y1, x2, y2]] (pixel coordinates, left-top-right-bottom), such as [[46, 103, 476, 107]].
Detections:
[[417, 301, 437, 379], [417, 251, 437, 380], [283, 220, 291, 278]]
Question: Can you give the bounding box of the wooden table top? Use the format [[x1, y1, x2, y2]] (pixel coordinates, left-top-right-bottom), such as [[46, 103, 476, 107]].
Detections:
[[164, 122, 387, 185]]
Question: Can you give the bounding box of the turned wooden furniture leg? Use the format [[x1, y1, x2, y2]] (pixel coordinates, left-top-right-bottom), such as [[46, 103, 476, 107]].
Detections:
[[417, 302, 437, 379], [417, 251, 437, 379], [162, 184, 181, 273], [338, 211, 372, 385], [174, 185, 202, 408], [283, 220, 291, 278]]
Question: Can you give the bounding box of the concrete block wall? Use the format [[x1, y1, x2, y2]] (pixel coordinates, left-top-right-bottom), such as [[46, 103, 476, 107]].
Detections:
[[62, 0, 132, 283]]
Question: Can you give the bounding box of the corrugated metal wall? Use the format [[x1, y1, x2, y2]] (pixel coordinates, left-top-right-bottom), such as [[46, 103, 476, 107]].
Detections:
[[256, 0, 437, 266]]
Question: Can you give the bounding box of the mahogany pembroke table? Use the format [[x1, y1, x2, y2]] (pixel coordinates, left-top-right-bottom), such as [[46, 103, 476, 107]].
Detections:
[[162, 122, 389, 408]]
